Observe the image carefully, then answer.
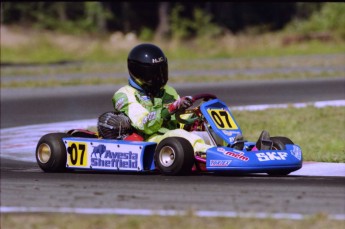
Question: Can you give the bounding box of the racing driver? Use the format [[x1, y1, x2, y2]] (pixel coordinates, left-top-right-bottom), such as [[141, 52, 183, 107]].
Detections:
[[111, 43, 212, 156]]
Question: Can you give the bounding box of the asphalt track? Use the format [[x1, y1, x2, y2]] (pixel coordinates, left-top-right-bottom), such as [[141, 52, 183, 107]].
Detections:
[[1, 77, 345, 220]]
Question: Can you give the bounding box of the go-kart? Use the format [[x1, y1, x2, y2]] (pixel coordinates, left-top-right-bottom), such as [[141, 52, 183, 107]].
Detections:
[[35, 93, 302, 176]]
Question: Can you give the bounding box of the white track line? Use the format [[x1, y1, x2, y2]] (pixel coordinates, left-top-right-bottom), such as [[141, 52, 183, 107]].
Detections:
[[1, 206, 344, 221], [233, 99, 345, 111]]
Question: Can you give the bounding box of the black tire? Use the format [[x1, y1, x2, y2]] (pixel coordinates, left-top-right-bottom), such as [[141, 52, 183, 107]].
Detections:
[[35, 133, 69, 172], [154, 137, 195, 175], [270, 136, 294, 146], [267, 136, 295, 176], [267, 170, 292, 176]]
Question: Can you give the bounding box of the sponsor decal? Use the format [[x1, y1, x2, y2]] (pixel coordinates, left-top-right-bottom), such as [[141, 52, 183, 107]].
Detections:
[[140, 95, 151, 101], [256, 152, 288, 161], [210, 160, 232, 167], [152, 57, 164, 63], [115, 98, 125, 110], [290, 146, 302, 160], [142, 111, 157, 126], [91, 144, 138, 169], [217, 148, 249, 161], [229, 137, 235, 142], [222, 130, 240, 137]]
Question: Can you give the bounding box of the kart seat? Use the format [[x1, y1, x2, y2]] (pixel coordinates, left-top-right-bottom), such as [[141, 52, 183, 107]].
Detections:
[[255, 130, 273, 150], [67, 129, 98, 138]]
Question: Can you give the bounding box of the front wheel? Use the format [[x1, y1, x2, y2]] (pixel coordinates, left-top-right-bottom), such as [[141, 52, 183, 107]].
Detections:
[[154, 137, 195, 175], [35, 133, 69, 172]]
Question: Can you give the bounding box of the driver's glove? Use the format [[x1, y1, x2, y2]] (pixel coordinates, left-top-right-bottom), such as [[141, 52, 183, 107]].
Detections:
[[161, 96, 193, 120], [168, 96, 193, 113]]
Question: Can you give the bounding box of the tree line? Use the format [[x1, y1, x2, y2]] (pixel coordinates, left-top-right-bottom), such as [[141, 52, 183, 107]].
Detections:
[[1, 2, 343, 40]]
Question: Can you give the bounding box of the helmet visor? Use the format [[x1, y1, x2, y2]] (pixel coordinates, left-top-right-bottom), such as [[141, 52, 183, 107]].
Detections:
[[129, 60, 168, 95]]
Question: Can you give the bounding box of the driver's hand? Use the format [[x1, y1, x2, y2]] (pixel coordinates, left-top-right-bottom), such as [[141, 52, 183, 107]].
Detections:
[[168, 96, 193, 114]]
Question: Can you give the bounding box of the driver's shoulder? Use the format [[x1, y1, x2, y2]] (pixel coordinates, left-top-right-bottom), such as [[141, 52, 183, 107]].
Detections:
[[113, 85, 138, 103], [164, 85, 179, 97], [115, 85, 138, 97]]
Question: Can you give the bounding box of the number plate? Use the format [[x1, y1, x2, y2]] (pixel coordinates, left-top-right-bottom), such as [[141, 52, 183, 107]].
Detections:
[[207, 108, 238, 130], [67, 142, 88, 167]]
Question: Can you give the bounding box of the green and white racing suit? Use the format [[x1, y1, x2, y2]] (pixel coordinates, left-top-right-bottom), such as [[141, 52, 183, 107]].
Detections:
[[112, 84, 211, 154]]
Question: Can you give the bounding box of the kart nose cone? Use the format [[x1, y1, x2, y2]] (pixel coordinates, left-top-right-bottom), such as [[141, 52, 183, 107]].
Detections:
[[37, 143, 51, 163]]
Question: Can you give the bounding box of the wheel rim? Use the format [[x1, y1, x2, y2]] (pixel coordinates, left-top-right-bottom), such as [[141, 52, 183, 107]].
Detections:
[[159, 146, 175, 167], [37, 143, 51, 163]]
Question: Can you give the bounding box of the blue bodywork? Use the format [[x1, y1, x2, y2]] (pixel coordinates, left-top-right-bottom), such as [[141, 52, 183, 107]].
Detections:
[[205, 145, 302, 173], [200, 98, 303, 173]]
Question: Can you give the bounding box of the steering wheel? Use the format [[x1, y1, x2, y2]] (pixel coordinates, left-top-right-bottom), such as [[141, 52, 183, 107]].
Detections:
[[175, 93, 217, 125]]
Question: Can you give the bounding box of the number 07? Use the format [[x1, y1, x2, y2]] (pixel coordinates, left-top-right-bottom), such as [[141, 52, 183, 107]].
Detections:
[[208, 109, 238, 130], [69, 143, 86, 166]]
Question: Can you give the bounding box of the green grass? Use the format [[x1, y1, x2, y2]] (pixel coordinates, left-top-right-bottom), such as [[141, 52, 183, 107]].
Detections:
[[1, 27, 345, 64], [2, 28, 344, 89], [1, 213, 344, 229], [2, 70, 343, 88], [1, 52, 344, 88], [1, 42, 80, 64], [2, 50, 344, 78], [235, 40, 345, 58], [233, 106, 345, 162]]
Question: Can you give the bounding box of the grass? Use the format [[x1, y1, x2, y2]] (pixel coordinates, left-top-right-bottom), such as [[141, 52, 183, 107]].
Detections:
[[1, 52, 344, 88], [2, 212, 344, 229], [1, 27, 344, 89], [2, 52, 344, 78], [1, 26, 345, 64], [1, 70, 343, 88]]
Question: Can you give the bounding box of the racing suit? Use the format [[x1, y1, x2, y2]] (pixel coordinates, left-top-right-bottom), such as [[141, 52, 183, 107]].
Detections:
[[112, 79, 211, 154]]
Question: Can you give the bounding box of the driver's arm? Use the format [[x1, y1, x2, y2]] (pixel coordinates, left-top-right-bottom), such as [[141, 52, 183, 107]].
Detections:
[[112, 86, 182, 136], [165, 96, 193, 115], [113, 94, 161, 135]]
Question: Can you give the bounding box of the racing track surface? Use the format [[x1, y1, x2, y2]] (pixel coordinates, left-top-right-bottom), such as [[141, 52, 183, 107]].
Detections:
[[1, 77, 345, 219]]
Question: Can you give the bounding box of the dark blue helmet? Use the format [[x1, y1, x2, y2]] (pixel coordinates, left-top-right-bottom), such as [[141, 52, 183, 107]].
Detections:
[[127, 43, 168, 96]]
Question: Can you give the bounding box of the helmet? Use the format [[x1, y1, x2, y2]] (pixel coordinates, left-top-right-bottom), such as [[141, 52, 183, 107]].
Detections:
[[97, 111, 133, 139], [128, 43, 168, 96]]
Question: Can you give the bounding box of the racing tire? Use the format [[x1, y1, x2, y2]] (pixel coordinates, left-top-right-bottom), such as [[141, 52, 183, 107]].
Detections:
[[270, 136, 294, 146], [35, 133, 69, 172], [267, 136, 295, 176], [154, 137, 195, 176]]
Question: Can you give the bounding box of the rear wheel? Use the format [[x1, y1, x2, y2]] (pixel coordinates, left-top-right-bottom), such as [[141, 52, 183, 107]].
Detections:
[[36, 133, 69, 172], [154, 137, 195, 175], [267, 136, 295, 176]]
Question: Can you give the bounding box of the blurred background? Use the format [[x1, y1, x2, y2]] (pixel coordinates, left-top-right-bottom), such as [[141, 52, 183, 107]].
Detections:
[[1, 2, 344, 64]]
